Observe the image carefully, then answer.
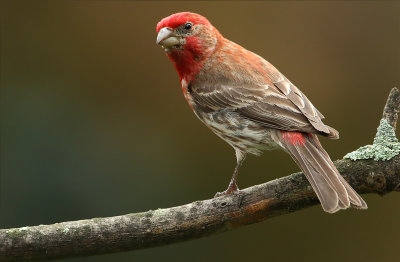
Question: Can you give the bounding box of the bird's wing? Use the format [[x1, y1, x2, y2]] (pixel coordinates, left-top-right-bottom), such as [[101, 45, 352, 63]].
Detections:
[[272, 74, 330, 133], [190, 81, 321, 134]]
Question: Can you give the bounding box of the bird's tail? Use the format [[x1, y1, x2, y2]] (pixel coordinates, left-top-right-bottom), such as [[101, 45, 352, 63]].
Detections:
[[272, 130, 367, 213]]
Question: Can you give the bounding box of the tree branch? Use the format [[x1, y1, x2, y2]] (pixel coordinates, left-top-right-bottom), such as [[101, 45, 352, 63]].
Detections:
[[383, 87, 400, 128], [1, 88, 399, 262]]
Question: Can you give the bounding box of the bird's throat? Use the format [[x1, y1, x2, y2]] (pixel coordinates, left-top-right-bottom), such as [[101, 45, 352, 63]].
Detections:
[[167, 49, 206, 82]]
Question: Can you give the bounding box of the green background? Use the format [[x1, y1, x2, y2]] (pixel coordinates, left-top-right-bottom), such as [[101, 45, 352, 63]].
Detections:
[[1, 1, 399, 261]]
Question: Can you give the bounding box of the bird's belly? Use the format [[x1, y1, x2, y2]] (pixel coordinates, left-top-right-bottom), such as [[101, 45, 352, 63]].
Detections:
[[197, 111, 279, 155]]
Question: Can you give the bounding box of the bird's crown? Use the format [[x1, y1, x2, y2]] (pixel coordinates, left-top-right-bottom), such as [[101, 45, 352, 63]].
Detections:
[[156, 12, 211, 32]]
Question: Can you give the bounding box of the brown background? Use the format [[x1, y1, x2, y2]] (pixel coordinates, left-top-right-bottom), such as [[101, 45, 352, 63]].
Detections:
[[1, 1, 399, 262]]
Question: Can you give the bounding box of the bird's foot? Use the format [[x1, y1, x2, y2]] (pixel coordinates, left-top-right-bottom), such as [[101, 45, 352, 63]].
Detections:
[[214, 183, 239, 198]]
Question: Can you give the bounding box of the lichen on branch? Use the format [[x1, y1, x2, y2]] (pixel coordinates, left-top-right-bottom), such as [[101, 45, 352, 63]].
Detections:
[[344, 118, 400, 161]]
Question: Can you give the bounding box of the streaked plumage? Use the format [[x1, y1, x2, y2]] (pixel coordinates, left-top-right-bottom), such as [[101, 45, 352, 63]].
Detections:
[[156, 12, 367, 213]]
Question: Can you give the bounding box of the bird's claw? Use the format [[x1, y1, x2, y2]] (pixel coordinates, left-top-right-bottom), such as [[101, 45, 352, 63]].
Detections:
[[214, 183, 239, 198]]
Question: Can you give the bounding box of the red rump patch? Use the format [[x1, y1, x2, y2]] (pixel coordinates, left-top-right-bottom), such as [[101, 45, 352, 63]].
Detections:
[[156, 12, 211, 32], [281, 131, 309, 146]]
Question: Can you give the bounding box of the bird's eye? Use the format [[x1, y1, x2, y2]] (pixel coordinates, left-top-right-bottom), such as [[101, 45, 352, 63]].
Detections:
[[184, 22, 193, 30]]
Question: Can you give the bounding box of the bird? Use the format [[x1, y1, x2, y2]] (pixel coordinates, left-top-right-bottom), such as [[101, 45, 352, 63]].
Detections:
[[156, 12, 367, 213]]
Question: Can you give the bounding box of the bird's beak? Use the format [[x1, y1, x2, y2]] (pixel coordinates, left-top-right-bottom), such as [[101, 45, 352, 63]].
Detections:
[[156, 27, 181, 48]]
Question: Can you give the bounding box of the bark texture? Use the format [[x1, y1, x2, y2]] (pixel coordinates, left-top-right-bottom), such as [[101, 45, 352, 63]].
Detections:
[[1, 87, 399, 262]]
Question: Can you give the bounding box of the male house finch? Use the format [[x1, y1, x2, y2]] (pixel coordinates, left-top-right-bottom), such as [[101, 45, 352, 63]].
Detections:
[[156, 12, 367, 213]]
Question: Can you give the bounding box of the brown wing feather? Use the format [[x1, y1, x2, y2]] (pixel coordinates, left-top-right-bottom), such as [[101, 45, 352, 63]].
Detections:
[[190, 81, 336, 136], [274, 75, 329, 133]]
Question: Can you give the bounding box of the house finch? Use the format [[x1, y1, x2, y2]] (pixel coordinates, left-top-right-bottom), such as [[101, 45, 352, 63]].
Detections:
[[156, 12, 367, 213]]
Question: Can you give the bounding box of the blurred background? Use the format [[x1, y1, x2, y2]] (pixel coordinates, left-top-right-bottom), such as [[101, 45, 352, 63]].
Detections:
[[1, 1, 399, 261]]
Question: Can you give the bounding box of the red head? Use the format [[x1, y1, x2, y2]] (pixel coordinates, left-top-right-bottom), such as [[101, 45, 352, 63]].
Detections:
[[156, 12, 222, 80]]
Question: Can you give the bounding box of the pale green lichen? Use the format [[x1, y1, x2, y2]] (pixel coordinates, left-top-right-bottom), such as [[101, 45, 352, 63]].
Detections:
[[6, 228, 27, 238], [154, 208, 168, 216], [344, 119, 400, 161]]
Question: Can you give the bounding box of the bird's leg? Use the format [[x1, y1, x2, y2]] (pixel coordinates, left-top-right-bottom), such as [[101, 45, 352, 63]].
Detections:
[[215, 149, 246, 197]]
